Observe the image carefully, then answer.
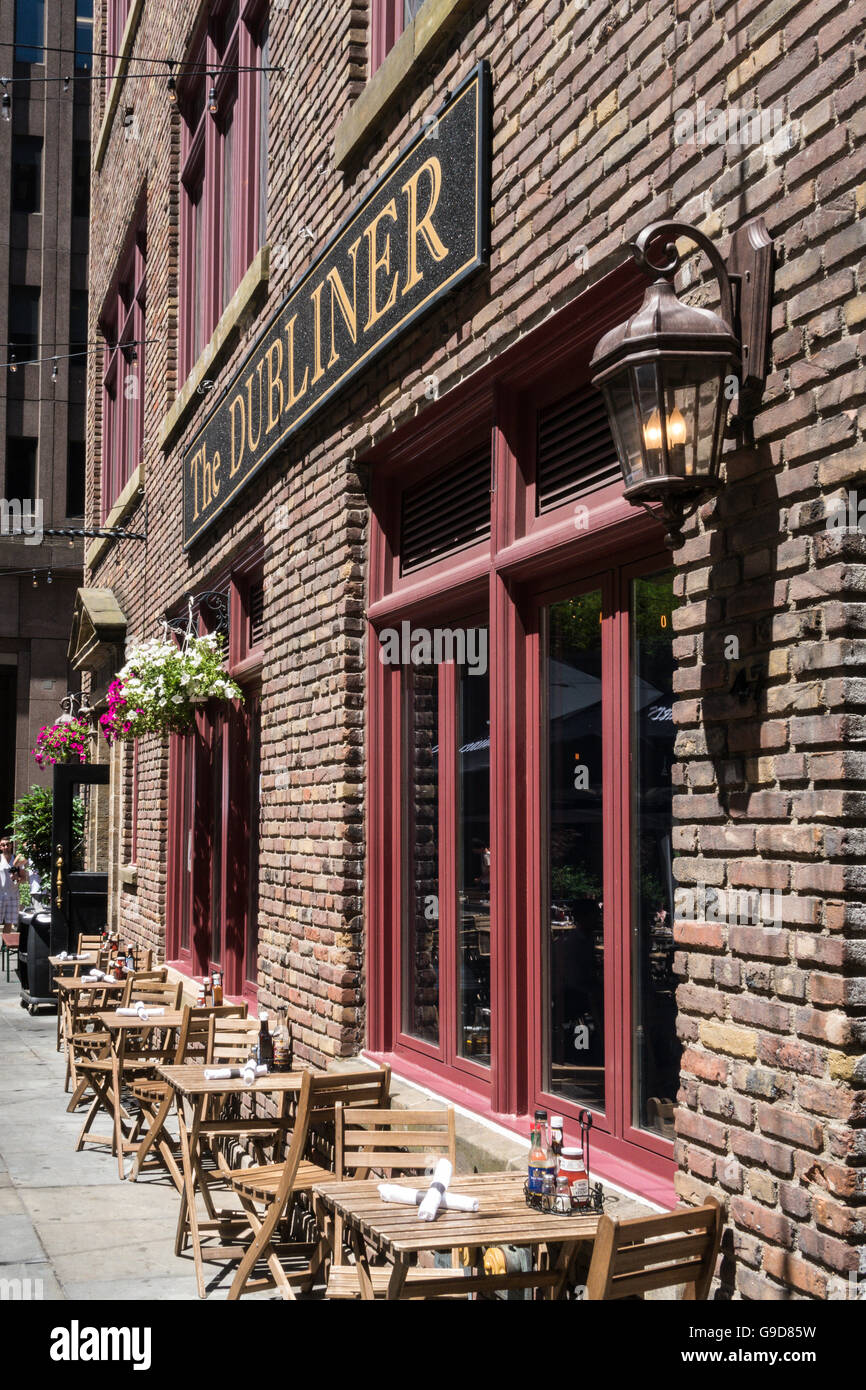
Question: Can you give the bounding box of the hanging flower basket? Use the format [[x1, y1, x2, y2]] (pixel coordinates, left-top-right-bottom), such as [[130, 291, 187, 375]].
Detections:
[[33, 715, 91, 767], [100, 631, 243, 744]]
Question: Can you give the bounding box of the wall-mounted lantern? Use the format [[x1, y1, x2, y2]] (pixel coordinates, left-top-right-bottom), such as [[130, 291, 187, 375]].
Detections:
[[590, 217, 774, 547]]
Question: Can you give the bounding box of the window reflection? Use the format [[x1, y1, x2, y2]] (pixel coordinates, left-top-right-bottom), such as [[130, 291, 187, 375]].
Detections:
[[546, 592, 605, 1110], [457, 655, 490, 1064], [632, 570, 680, 1137], [402, 665, 440, 1045]]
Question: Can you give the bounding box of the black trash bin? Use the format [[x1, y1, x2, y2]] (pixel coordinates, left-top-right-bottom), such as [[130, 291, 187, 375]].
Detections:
[[17, 904, 55, 1014]]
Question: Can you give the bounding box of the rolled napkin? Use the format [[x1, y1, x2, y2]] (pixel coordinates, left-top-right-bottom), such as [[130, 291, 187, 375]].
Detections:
[[378, 1182, 479, 1213], [418, 1158, 453, 1222], [85, 969, 108, 981], [203, 1064, 268, 1081], [58, 951, 68, 960], [116, 1006, 140, 1016]]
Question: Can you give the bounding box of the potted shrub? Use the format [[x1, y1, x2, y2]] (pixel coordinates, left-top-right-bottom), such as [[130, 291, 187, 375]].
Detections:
[[100, 631, 242, 744]]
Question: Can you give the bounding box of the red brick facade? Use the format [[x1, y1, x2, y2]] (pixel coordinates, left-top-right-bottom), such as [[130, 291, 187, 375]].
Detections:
[[84, 0, 866, 1297]]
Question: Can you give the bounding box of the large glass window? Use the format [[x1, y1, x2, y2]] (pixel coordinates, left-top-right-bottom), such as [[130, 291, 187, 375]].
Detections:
[[179, 1, 268, 377], [457, 660, 490, 1064], [545, 592, 605, 1109], [402, 663, 440, 1045], [100, 216, 146, 517], [631, 569, 679, 1138], [11, 138, 42, 214]]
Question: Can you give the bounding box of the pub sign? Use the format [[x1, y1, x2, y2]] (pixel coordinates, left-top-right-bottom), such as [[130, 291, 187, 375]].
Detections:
[[183, 61, 491, 548]]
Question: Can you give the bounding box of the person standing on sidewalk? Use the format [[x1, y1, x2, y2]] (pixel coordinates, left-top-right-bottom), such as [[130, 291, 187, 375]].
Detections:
[[0, 837, 24, 928]]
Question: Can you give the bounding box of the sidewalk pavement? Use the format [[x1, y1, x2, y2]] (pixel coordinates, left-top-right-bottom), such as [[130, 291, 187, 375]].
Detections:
[[0, 973, 260, 1300]]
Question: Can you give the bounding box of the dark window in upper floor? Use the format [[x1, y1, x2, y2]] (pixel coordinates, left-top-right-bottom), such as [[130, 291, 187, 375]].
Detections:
[[8, 286, 40, 358], [75, 0, 94, 71], [6, 437, 37, 502], [15, 0, 44, 64], [72, 141, 90, 218], [100, 211, 146, 517], [66, 440, 86, 517], [11, 138, 42, 214]]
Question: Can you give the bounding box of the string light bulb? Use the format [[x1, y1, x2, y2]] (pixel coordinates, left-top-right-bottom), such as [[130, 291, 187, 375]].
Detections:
[[51, 357, 58, 383], [47, 571, 53, 585], [32, 571, 37, 588], [63, 74, 70, 92], [208, 76, 218, 114], [166, 61, 177, 104], [9, 354, 16, 373], [1, 81, 10, 122]]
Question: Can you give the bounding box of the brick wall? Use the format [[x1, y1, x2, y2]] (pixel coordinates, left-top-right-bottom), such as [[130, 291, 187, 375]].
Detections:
[[85, 0, 866, 1293]]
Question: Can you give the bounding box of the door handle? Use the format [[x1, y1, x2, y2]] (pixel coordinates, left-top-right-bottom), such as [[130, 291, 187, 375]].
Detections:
[[55, 844, 64, 909]]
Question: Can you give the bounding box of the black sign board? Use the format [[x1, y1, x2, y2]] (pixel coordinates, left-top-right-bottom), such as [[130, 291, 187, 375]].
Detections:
[[183, 61, 491, 549]]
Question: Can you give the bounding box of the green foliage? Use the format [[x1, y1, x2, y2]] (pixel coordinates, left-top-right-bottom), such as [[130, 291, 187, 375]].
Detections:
[[551, 863, 601, 900], [8, 785, 85, 883]]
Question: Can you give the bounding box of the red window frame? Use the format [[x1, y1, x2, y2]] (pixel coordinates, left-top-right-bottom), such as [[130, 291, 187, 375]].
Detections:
[[366, 266, 679, 1200], [166, 554, 265, 1005], [105, 0, 130, 81], [370, 0, 425, 74], [178, 0, 268, 380], [100, 203, 146, 519]]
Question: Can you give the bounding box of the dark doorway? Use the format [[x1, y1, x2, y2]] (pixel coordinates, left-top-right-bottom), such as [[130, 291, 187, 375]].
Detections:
[[0, 668, 17, 834]]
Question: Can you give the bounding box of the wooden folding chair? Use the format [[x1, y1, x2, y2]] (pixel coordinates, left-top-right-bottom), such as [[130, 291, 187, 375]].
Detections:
[[326, 1105, 457, 1299], [127, 1003, 246, 1186], [584, 1198, 724, 1300], [223, 1068, 392, 1300], [74, 975, 182, 1167]]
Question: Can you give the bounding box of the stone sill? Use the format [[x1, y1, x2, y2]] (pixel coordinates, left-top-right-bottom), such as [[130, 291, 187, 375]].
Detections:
[[119, 865, 138, 889], [86, 461, 145, 572], [94, 0, 146, 172], [333, 0, 476, 170], [158, 245, 271, 450]]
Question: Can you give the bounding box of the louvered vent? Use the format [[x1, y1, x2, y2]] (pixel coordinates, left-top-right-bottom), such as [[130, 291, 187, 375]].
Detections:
[[536, 388, 620, 514], [248, 578, 265, 648], [400, 447, 491, 574]]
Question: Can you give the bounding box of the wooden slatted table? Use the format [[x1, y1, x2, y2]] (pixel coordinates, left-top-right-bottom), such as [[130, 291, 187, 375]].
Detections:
[[157, 1064, 308, 1298], [312, 1170, 599, 1300]]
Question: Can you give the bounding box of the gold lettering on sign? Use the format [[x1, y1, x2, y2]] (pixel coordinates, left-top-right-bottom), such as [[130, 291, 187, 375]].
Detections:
[[363, 199, 399, 332], [284, 314, 309, 410], [326, 238, 361, 370], [309, 281, 327, 386], [229, 393, 246, 477], [211, 448, 221, 497], [189, 447, 202, 520], [265, 339, 284, 433], [245, 359, 265, 454], [401, 157, 449, 296]]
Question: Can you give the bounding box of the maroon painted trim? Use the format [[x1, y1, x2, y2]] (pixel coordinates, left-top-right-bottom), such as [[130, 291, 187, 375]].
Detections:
[[364, 1049, 677, 1206]]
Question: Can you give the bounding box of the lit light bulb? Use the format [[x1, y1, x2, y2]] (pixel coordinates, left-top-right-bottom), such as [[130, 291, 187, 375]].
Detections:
[[644, 410, 662, 449], [1, 91, 10, 122], [667, 407, 687, 446], [51, 358, 58, 383], [167, 75, 177, 103], [9, 354, 16, 373], [63, 75, 70, 93], [643, 407, 688, 451], [32, 572, 38, 588], [208, 78, 218, 115], [47, 571, 53, 585]]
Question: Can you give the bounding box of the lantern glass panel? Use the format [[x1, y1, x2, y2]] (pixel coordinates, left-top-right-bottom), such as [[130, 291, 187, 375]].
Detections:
[[603, 375, 644, 489], [657, 358, 727, 483]]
